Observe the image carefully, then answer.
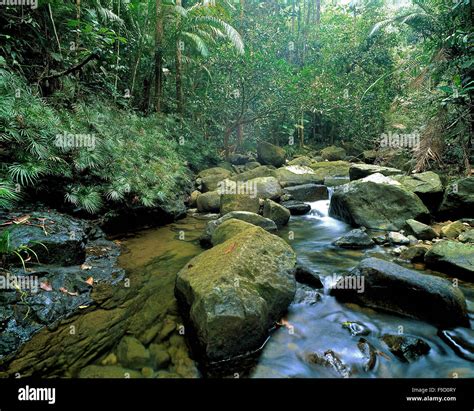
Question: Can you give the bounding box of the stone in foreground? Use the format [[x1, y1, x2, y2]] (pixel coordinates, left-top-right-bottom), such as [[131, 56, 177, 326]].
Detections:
[[176, 226, 296, 362], [331, 257, 469, 328]]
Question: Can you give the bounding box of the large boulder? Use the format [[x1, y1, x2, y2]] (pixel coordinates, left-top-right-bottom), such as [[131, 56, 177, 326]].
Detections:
[[283, 184, 328, 202], [349, 164, 402, 181], [321, 146, 346, 161], [393, 172, 443, 212], [262, 199, 290, 227], [331, 257, 469, 328], [211, 219, 257, 245], [175, 226, 297, 362], [274, 166, 321, 187], [424, 241, 474, 280], [219, 194, 260, 215], [329, 173, 430, 230], [438, 177, 474, 219], [310, 161, 351, 183], [200, 211, 277, 246], [281, 200, 311, 215], [196, 191, 220, 213], [257, 141, 286, 167], [198, 167, 232, 192], [248, 176, 282, 200]]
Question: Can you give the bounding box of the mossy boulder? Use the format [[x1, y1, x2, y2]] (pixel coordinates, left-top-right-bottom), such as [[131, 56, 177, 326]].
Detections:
[[262, 199, 290, 228], [116, 336, 150, 369], [321, 146, 346, 161], [424, 241, 474, 280], [196, 191, 220, 213], [288, 156, 313, 167], [198, 167, 232, 179], [175, 226, 297, 362], [440, 220, 468, 239], [309, 161, 351, 183], [219, 194, 260, 215], [329, 173, 430, 230], [274, 166, 321, 187], [257, 141, 286, 167], [230, 165, 276, 182], [393, 172, 443, 212], [331, 257, 469, 328], [248, 176, 282, 200], [438, 177, 474, 219], [349, 164, 402, 181], [211, 219, 257, 245], [149, 343, 171, 369]]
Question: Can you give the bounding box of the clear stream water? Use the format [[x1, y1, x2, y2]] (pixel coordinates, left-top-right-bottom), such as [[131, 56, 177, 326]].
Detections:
[[117, 197, 474, 378]]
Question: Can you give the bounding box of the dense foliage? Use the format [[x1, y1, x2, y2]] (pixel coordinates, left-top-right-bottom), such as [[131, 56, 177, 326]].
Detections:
[[0, 0, 472, 214]]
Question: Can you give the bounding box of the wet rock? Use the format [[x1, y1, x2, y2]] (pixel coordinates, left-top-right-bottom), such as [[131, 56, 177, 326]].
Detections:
[[79, 365, 141, 378], [116, 336, 150, 369], [357, 338, 377, 371], [257, 141, 286, 167], [459, 229, 474, 243], [294, 285, 322, 305], [149, 343, 171, 369], [400, 244, 431, 263], [349, 164, 402, 181], [196, 191, 220, 213], [321, 146, 346, 161], [380, 334, 430, 363], [329, 174, 430, 231], [405, 219, 437, 241], [306, 350, 351, 378], [175, 226, 296, 362], [294, 265, 323, 288], [388, 231, 410, 245], [439, 328, 474, 362], [283, 184, 328, 202], [438, 177, 474, 220], [342, 321, 370, 337], [333, 229, 375, 249], [331, 257, 469, 328], [393, 172, 443, 212], [440, 221, 468, 239], [281, 200, 311, 215], [200, 211, 277, 247], [424, 241, 474, 280], [220, 194, 260, 215], [262, 199, 290, 228], [211, 219, 256, 245], [1, 211, 87, 266]]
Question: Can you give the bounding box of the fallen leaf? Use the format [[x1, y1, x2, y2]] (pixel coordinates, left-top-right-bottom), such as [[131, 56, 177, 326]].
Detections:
[[80, 263, 92, 270], [59, 287, 79, 296], [14, 215, 31, 225], [85, 276, 94, 286], [40, 281, 52, 292], [224, 242, 237, 254]]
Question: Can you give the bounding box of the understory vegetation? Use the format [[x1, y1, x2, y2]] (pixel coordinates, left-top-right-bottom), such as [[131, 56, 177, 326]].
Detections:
[[0, 0, 472, 215]]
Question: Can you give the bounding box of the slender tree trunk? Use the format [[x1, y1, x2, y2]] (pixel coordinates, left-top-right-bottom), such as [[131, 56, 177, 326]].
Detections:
[[175, 0, 183, 114], [315, 0, 321, 26], [237, 122, 244, 150], [155, 0, 164, 113]]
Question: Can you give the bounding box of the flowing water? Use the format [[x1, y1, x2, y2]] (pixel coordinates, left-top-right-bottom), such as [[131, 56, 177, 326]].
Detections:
[[113, 196, 474, 378]]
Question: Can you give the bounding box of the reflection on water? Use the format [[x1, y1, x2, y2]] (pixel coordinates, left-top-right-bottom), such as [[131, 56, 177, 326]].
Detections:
[[250, 198, 474, 378]]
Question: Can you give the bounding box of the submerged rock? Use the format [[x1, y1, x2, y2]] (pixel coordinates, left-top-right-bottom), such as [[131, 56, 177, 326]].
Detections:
[[333, 229, 375, 249], [439, 328, 474, 362], [175, 226, 296, 362], [380, 334, 430, 363], [306, 349, 351, 378], [281, 200, 311, 215], [331, 257, 469, 328], [329, 174, 430, 231], [424, 241, 474, 280], [342, 321, 370, 337]]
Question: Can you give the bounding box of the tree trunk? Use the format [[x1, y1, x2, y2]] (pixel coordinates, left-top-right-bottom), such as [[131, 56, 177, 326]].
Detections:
[[315, 0, 321, 26], [154, 0, 164, 113], [175, 0, 183, 114]]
